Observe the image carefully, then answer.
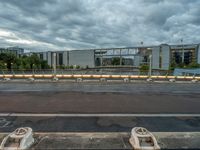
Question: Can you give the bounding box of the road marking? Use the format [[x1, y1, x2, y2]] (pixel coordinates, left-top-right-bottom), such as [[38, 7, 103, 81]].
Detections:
[[0, 118, 12, 128], [0, 113, 200, 117]]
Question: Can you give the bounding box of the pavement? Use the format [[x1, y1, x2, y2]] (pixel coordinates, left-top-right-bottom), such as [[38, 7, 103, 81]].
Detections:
[[1, 132, 200, 149]]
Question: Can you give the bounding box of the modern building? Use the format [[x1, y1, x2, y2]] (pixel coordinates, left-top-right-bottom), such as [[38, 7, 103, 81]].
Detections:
[[1, 44, 199, 70], [30, 43, 200, 70]]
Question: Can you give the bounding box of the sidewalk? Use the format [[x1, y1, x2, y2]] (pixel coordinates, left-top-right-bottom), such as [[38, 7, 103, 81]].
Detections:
[[1, 132, 200, 149]]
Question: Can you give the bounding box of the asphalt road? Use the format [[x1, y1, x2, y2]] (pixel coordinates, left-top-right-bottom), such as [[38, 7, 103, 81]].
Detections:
[[0, 82, 200, 113], [0, 91, 200, 114], [0, 82, 200, 133], [1, 116, 200, 132]]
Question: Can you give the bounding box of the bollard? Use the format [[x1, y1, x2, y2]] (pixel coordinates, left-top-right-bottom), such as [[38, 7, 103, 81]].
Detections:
[[124, 78, 130, 82], [53, 77, 59, 81], [3, 78, 11, 81], [28, 78, 35, 82], [169, 78, 176, 82], [77, 78, 83, 82], [191, 79, 198, 83], [129, 127, 160, 150], [0, 127, 34, 150], [100, 78, 107, 82], [146, 78, 153, 82]]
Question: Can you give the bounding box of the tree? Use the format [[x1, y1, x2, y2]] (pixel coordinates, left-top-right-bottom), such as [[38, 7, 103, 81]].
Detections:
[[28, 54, 41, 69], [0, 53, 17, 70], [111, 57, 125, 66]]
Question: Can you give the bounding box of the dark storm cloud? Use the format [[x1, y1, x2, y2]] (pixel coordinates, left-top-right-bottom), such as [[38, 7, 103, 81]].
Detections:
[[0, 0, 199, 51]]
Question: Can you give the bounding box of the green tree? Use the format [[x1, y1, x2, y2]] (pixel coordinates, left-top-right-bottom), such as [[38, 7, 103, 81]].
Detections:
[[0, 53, 17, 70], [111, 57, 122, 65]]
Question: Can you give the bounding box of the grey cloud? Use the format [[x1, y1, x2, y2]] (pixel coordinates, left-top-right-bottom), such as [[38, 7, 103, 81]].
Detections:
[[0, 0, 199, 52]]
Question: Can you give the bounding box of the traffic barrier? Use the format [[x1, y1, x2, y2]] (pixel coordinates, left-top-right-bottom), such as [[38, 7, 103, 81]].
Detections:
[[0, 74, 200, 81]]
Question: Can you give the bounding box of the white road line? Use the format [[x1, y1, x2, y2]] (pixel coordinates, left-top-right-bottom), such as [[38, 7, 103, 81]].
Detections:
[[0, 113, 200, 117]]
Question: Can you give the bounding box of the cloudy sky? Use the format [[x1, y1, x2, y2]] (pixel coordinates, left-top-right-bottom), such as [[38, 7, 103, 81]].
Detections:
[[0, 0, 199, 51]]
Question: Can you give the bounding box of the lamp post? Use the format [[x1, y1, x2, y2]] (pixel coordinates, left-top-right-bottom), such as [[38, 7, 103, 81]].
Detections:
[[32, 64, 35, 74], [149, 55, 152, 77], [181, 39, 184, 63], [11, 63, 13, 72], [53, 53, 57, 76]]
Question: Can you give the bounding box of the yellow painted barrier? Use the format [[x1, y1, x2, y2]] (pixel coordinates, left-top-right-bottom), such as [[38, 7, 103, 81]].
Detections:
[[121, 75, 130, 78], [176, 76, 186, 79], [82, 75, 92, 78], [111, 75, 121, 78], [34, 75, 44, 78], [130, 75, 140, 79], [24, 75, 34, 78], [167, 76, 176, 79], [101, 75, 111, 78], [156, 76, 167, 79], [195, 77, 200, 80], [0, 74, 199, 81], [91, 75, 102, 78], [185, 76, 194, 79], [43, 75, 53, 78], [62, 75, 73, 78], [138, 75, 148, 79], [73, 74, 83, 78], [4, 75, 14, 78], [14, 75, 24, 78], [56, 74, 63, 78]]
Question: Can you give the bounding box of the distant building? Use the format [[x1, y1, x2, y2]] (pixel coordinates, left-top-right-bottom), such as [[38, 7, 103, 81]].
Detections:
[[2, 44, 200, 70], [0, 47, 24, 57]]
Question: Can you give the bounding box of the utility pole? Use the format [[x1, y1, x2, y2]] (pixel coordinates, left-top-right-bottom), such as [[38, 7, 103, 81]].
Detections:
[[181, 39, 184, 63], [149, 55, 152, 77], [53, 53, 57, 76]]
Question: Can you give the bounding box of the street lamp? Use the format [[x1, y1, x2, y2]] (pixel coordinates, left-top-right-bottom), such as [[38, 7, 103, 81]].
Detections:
[[181, 39, 184, 63], [11, 63, 13, 72], [149, 55, 152, 77], [53, 53, 57, 75], [32, 64, 35, 74]]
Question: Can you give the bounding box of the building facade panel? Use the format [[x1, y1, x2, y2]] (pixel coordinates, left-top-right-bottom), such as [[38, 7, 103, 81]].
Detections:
[[69, 50, 95, 68], [161, 45, 170, 70], [47, 52, 52, 66], [152, 46, 160, 69]]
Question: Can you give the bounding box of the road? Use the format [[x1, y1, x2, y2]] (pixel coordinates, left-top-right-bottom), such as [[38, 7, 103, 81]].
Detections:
[[0, 82, 200, 133], [0, 91, 200, 113]]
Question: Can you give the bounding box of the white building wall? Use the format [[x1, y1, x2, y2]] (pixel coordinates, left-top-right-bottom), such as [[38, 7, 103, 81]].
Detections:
[[47, 52, 52, 66], [43, 52, 47, 61], [134, 55, 140, 67], [63, 51, 68, 66], [69, 50, 95, 68], [161, 45, 170, 70], [152, 46, 160, 69]]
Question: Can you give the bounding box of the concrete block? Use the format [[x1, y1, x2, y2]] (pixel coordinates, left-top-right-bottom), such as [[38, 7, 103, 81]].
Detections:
[[146, 78, 153, 82], [124, 78, 130, 82], [3, 78, 11, 81], [53, 77, 59, 81], [100, 78, 107, 82], [191, 79, 198, 83], [169, 79, 176, 82], [28, 78, 35, 82], [77, 78, 83, 82]]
